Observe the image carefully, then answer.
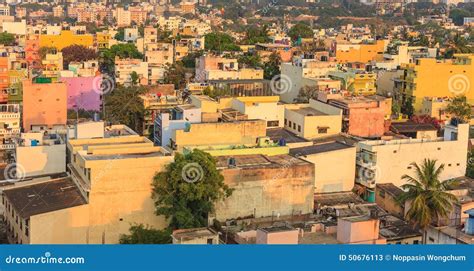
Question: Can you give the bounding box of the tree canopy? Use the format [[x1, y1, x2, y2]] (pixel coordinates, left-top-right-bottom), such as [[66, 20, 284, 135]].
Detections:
[[0, 32, 15, 46], [152, 149, 232, 229], [104, 85, 146, 134], [445, 95, 471, 123], [61, 45, 98, 69], [397, 159, 458, 229], [204, 32, 241, 52], [119, 224, 172, 244]]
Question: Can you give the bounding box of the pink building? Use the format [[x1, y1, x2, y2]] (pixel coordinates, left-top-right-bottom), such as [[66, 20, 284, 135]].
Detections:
[[61, 77, 101, 111], [22, 80, 67, 131], [337, 215, 386, 244], [328, 95, 390, 138]]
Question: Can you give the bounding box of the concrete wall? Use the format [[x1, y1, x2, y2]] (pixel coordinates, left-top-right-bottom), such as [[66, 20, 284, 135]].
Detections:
[[16, 144, 66, 177], [22, 81, 67, 132], [214, 163, 314, 221], [299, 147, 356, 193], [359, 124, 469, 187], [173, 120, 267, 150], [337, 218, 381, 244], [256, 229, 299, 244]]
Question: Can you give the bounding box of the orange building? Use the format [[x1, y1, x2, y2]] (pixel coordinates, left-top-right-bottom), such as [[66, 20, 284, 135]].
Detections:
[[25, 35, 41, 70], [335, 40, 387, 63], [22, 80, 67, 131], [0, 57, 9, 103]]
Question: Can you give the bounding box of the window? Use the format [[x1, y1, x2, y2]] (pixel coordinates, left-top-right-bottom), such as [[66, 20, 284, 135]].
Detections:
[[267, 121, 279, 127], [318, 127, 328, 134], [297, 125, 301, 132], [284, 119, 287, 126], [293, 123, 296, 130], [288, 121, 292, 127], [207, 238, 214, 245], [379, 190, 385, 198], [429, 237, 435, 243], [413, 240, 419, 244]]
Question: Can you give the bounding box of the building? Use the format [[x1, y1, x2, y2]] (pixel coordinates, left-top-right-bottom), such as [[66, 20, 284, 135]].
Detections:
[[290, 139, 356, 193], [280, 59, 338, 103], [15, 131, 66, 178], [22, 80, 67, 132], [337, 215, 386, 244], [114, 58, 149, 86], [0, 104, 20, 145], [335, 40, 387, 63], [398, 54, 474, 112], [284, 99, 342, 139], [356, 123, 469, 191], [1, 124, 173, 244], [328, 69, 377, 96], [39, 31, 94, 51], [375, 183, 404, 218], [213, 154, 314, 221], [61, 77, 102, 112], [172, 228, 219, 244], [195, 55, 263, 82], [327, 95, 391, 138]]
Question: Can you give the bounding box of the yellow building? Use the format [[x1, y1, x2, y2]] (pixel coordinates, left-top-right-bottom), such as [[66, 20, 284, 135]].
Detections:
[[284, 99, 343, 139], [329, 69, 377, 96], [336, 40, 387, 63], [96, 32, 111, 50], [400, 54, 474, 112], [40, 30, 94, 50], [1, 124, 173, 244]]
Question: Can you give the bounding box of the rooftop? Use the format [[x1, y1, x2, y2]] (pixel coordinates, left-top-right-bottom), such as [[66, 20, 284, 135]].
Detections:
[[216, 154, 310, 169], [314, 192, 366, 208], [290, 141, 353, 156], [3, 177, 87, 218], [376, 183, 403, 198], [390, 122, 437, 134], [258, 225, 296, 233], [291, 107, 328, 116], [266, 128, 308, 144], [172, 228, 217, 241]]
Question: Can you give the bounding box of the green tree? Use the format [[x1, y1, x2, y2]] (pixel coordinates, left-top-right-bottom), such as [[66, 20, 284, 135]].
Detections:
[[119, 224, 172, 244], [163, 63, 187, 90], [61, 45, 98, 69], [130, 71, 139, 86], [204, 32, 241, 52], [152, 149, 232, 229], [445, 95, 471, 123], [114, 28, 125, 41], [263, 52, 281, 80], [398, 159, 458, 231], [288, 23, 314, 42], [0, 32, 15, 46], [466, 151, 474, 178], [104, 85, 146, 134]]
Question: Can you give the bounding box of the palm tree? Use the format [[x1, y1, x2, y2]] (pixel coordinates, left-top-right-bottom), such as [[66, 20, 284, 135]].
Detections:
[[398, 159, 458, 242]]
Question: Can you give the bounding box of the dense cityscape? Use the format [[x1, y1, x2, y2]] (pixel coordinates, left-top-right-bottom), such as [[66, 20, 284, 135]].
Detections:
[[0, 0, 472, 247]]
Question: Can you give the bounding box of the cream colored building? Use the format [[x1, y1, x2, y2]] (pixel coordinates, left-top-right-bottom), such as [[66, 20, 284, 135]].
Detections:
[[284, 99, 342, 139], [290, 140, 356, 193], [280, 59, 338, 103], [1, 124, 173, 244], [115, 58, 149, 86], [356, 123, 469, 189]]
